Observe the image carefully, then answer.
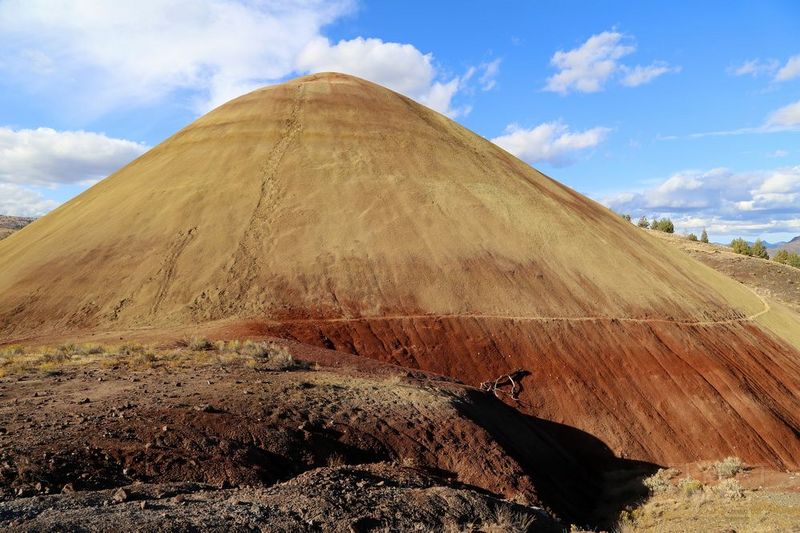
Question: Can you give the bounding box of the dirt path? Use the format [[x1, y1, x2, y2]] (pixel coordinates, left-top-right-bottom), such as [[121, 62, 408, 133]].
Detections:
[[262, 285, 771, 327]]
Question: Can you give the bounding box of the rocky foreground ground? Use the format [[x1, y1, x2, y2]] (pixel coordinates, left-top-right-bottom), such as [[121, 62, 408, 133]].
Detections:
[[0, 342, 574, 532], [1, 340, 798, 532]]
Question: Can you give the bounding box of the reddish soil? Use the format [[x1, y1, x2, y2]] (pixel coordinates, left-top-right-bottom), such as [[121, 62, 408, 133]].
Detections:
[[0, 342, 656, 527], [249, 316, 800, 471]]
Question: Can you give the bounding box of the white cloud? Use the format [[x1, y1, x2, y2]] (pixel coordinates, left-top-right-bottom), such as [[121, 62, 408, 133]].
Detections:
[[0, 127, 148, 186], [768, 149, 789, 158], [491, 121, 610, 166], [775, 55, 800, 81], [545, 31, 633, 94], [0, 0, 354, 114], [478, 59, 501, 91], [0, 1, 496, 117], [0, 183, 59, 217], [544, 31, 677, 94], [295, 37, 497, 117], [728, 55, 800, 82], [665, 99, 800, 138], [620, 62, 681, 87], [603, 166, 800, 236], [728, 58, 779, 77], [765, 100, 800, 127]]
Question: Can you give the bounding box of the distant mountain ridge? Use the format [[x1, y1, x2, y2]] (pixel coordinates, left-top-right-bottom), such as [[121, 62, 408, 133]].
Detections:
[[0, 215, 35, 240], [768, 235, 800, 254]]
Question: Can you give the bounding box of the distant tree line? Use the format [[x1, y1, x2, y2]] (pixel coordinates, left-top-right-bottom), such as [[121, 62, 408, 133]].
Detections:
[[619, 214, 676, 233], [728, 237, 800, 268], [730, 238, 769, 259]]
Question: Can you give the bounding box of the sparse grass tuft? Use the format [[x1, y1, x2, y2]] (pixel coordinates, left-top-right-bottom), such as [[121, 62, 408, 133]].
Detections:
[[482, 505, 536, 533], [326, 453, 346, 467], [713, 456, 744, 479]]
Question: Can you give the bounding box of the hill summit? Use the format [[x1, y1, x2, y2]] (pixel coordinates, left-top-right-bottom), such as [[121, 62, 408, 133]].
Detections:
[[1, 73, 799, 470]]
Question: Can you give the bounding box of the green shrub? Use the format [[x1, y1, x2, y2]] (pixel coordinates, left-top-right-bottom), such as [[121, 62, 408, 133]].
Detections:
[[730, 238, 752, 256], [700, 229, 709, 243], [637, 216, 649, 228], [621, 213, 632, 222], [773, 249, 800, 268], [751, 239, 769, 259], [687, 233, 698, 241], [650, 218, 675, 233]]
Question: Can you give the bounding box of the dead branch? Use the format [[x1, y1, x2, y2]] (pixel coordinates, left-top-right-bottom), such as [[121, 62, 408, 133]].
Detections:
[[479, 368, 527, 401]]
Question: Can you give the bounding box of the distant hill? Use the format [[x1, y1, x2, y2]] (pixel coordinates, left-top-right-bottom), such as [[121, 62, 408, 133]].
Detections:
[[768, 235, 800, 255], [0, 215, 35, 240]]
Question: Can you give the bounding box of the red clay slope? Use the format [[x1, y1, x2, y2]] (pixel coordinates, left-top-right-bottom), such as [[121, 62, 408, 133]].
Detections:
[[0, 73, 798, 470]]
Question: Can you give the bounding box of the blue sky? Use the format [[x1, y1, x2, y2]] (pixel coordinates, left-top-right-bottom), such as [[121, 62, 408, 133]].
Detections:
[[0, 0, 798, 242]]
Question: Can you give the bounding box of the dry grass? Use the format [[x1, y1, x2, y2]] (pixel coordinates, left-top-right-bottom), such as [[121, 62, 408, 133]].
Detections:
[[0, 339, 301, 376], [618, 468, 800, 532]]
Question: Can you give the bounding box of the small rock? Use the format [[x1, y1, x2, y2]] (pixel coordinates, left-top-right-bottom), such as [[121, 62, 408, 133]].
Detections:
[[162, 425, 168, 432], [139, 500, 148, 510], [112, 487, 129, 503], [62, 483, 75, 494], [78, 398, 91, 404]]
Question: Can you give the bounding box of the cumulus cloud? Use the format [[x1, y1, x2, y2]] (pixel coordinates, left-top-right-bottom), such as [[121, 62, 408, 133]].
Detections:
[[0, 0, 354, 114], [491, 121, 610, 166], [544, 31, 677, 94], [0, 127, 148, 186], [603, 166, 800, 236], [0, 1, 496, 117], [296, 37, 498, 117], [0, 183, 59, 217]]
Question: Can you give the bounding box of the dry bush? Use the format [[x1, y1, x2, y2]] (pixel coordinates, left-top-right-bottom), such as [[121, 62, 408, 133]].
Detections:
[[643, 468, 677, 495], [483, 505, 536, 533], [713, 456, 744, 479], [238, 341, 298, 370], [186, 337, 215, 351], [677, 477, 704, 497], [117, 343, 145, 356], [714, 478, 744, 499]]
